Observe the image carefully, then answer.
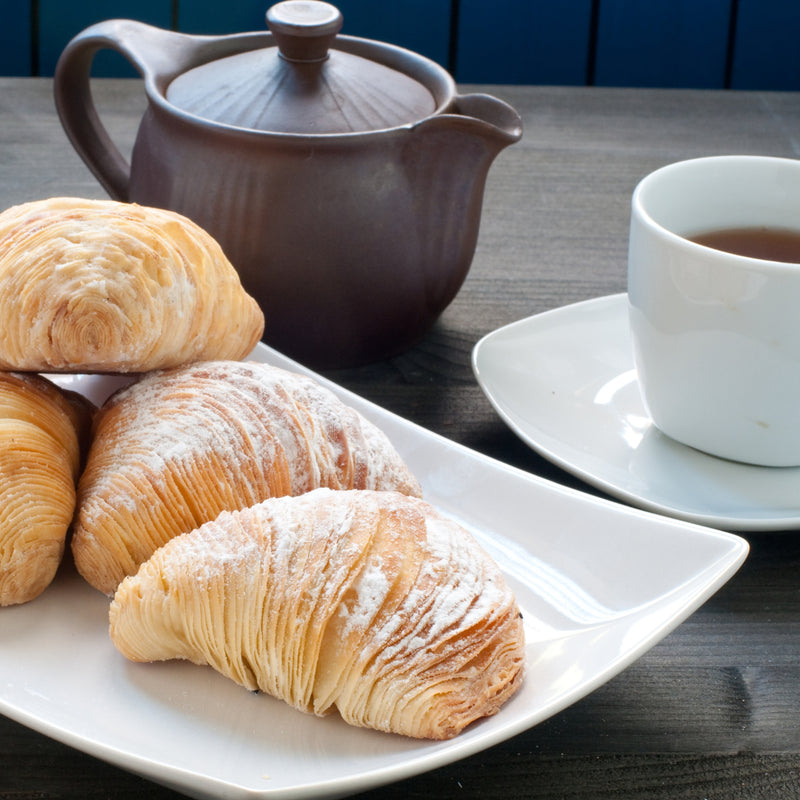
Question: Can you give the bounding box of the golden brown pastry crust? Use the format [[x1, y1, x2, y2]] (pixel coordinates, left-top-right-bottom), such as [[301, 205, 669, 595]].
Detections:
[[72, 360, 423, 595], [0, 197, 264, 372], [0, 372, 94, 606], [109, 489, 525, 739]]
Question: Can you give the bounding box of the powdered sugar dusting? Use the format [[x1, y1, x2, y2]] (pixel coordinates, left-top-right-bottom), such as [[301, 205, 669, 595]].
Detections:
[[161, 513, 262, 588], [109, 488, 524, 739], [73, 361, 422, 594], [339, 556, 391, 636], [80, 360, 420, 511], [0, 198, 262, 372], [423, 515, 509, 630], [355, 503, 514, 671]]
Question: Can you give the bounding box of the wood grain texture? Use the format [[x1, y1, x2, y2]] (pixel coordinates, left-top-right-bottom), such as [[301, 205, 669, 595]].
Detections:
[[2, 79, 800, 799]]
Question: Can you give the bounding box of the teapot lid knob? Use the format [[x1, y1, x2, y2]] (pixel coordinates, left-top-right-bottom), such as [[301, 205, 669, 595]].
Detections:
[[166, 0, 444, 133], [266, 1, 343, 62]]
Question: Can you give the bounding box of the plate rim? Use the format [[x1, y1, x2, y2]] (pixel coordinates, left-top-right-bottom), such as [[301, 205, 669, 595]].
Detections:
[[0, 342, 749, 798]]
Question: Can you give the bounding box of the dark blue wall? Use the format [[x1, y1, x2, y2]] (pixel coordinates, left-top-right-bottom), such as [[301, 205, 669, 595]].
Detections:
[[4, 0, 799, 90]]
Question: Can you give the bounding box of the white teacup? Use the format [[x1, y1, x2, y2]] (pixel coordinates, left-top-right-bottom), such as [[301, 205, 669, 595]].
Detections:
[[628, 155, 800, 467]]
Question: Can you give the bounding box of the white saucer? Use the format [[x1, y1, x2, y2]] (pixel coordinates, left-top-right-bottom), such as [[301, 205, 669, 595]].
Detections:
[[472, 293, 800, 532]]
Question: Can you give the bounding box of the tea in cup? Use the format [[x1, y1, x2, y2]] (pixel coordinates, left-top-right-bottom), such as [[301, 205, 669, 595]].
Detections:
[[627, 155, 800, 467]]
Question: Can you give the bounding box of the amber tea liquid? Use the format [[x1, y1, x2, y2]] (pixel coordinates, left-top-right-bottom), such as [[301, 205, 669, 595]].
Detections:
[[688, 226, 800, 263]]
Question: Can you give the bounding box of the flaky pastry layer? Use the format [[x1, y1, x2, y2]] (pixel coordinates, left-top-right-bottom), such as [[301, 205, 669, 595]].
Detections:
[[0, 197, 264, 372], [72, 360, 423, 595], [110, 488, 525, 739], [0, 372, 93, 605]]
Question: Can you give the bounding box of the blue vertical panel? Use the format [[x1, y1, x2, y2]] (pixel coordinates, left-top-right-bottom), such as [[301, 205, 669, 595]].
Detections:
[[177, 0, 268, 33], [456, 0, 594, 85], [730, 0, 800, 90], [38, 0, 172, 77], [334, 0, 451, 68], [178, 0, 452, 68], [593, 0, 731, 88], [0, 1, 31, 75]]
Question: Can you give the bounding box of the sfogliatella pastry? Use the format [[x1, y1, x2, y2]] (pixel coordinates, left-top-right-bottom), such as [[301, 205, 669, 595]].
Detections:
[[0, 197, 264, 372], [0, 372, 94, 606], [109, 488, 525, 739], [72, 361, 423, 595]]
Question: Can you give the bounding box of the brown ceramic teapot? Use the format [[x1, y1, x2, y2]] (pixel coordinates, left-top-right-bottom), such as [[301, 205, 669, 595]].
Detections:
[[54, 1, 522, 368]]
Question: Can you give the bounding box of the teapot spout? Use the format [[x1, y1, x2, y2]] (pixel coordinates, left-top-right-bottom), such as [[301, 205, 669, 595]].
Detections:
[[413, 92, 522, 154], [450, 93, 523, 147]]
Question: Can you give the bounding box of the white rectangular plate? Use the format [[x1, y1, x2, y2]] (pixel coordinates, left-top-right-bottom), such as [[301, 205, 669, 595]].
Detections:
[[0, 344, 748, 799]]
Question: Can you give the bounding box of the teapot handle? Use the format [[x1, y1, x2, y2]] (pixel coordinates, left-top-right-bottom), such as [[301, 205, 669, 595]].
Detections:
[[54, 19, 263, 201], [53, 19, 192, 200]]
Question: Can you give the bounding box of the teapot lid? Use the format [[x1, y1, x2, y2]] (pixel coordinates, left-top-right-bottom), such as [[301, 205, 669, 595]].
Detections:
[[165, 1, 441, 134]]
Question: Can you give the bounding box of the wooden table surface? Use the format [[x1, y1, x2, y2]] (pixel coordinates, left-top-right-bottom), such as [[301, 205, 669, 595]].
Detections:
[[2, 78, 800, 799]]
